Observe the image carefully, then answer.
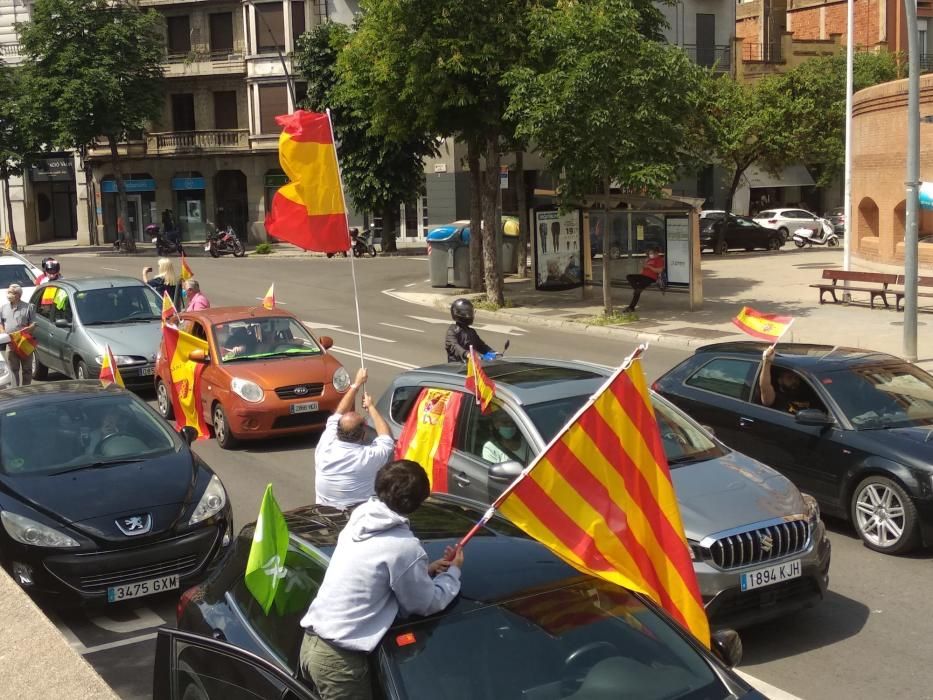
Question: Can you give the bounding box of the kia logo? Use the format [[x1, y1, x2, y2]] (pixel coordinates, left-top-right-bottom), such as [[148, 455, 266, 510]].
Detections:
[[294, 385, 309, 396]]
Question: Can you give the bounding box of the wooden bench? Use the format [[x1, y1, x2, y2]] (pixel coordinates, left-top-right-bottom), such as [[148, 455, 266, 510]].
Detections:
[[810, 270, 899, 308], [894, 276, 933, 311]]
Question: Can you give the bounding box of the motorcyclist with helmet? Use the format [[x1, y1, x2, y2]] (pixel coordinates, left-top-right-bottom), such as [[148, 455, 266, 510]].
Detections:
[[35, 257, 62, 286], [445, 298, 496, 363]]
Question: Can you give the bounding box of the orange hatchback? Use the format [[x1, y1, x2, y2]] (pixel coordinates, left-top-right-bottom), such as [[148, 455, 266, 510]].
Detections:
[[154, 307, 350, 448]]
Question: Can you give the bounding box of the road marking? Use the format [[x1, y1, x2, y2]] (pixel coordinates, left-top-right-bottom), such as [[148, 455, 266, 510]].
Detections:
[[77, 632, 159, 656], [88, 606, 165, 634], [102, 267, 120, 272], [474, 322, 526, 335], [735, 670, 803, 700], [330, 346, 416, 370], [303, 321, 396, 343], [380, 322, 424, 333], [405, 283, 417, 288], [407, 314, 450, 325]]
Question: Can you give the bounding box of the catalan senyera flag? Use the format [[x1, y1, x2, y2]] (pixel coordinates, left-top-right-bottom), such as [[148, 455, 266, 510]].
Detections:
[[497, 357, 710, 647], [732, 306, 794, 342], [465, 346, 495, 413], [8, 330, 36, 359], [161, 323, 211, 437], [395, 388, 464, 492], [179, 252, 194, 282], [262, 283, 275, 310], [264, 110, 351, 254], [99, 345, 125, 388], [39, 286, 56, 306], [161, 291, 178, 325]]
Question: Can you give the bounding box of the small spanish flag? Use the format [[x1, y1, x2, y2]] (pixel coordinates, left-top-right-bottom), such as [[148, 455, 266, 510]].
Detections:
[[262, 283, 275, 310], [99, 344, 125, 388], [179, 252, 194, 282], [40, 287, 56, 306], [9, 330, 36, 359], [465, 346, 496, 413], [161, 291, 178, 324], [732, 306, 794, 342]]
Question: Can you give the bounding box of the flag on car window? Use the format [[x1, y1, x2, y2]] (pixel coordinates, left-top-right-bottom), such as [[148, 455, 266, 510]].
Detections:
[[395, 388, 464, 492], [731, 306, 794, 342], [8, 330, 35, 358], [99, 345, 124, 388], [39, 286, 56, 306], [465, 346, 495, 413], [264, 110, 351, 254], [161, 324, 211, 437], [161, 291, 178, 325], [179, 252, 194, 282], [245, 484, 289, 615], [53, 288, 67, 311], [263, 283, 275, 310]]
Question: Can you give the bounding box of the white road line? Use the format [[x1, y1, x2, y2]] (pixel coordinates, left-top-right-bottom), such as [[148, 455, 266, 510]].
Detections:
[[330, 346, 416, 370], [404, 282, 417, 288], [407, 314, 450, 325], [380, 322, 424, 333], [78, 632, 159, 656], [303, 321, 396, 343], [735, 670, 803, 700], [382, 288, 395, 293], [102, 267, 120, 272]]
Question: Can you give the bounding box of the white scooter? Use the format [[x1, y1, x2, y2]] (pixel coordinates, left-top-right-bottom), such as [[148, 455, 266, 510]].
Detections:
[[793, 218, 839, 248]]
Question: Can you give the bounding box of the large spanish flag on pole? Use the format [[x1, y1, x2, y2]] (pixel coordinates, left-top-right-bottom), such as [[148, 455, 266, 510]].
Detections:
[[161, 324, 211, 437], [264, 110, 351, 254], [395, 388, 464, 492], [732, 306, 794, 342]]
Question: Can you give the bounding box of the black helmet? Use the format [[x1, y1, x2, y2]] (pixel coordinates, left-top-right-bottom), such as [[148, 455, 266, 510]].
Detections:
[[42, 258, 60, 275], [450, 298, 475, 325]]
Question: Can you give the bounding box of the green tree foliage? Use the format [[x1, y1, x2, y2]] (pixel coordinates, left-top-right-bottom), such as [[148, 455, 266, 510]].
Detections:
[[18, 0, 164, 248], [0, 64, 40, 248]]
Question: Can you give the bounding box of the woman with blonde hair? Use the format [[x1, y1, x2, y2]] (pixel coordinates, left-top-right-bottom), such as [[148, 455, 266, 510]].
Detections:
[[143, 257, 179, 305]]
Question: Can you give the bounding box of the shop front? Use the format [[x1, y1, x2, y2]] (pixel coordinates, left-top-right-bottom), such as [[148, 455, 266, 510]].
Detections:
[[173, 173, 207, 241], [29, 155, 78, 241], [101, 175, 157, 243]]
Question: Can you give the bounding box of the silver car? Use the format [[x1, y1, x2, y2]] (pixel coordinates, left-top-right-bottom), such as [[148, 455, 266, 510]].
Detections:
[[29, 276, 163, 387], [376, 357, 831, 630]]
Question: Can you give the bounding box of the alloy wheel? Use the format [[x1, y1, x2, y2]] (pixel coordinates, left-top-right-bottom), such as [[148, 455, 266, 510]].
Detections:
[[854, 482, 905, 549], [213, 405, 226, 443]]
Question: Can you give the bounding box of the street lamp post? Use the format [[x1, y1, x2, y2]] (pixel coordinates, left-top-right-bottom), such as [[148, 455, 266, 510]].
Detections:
[[904, 0, 920, 363]]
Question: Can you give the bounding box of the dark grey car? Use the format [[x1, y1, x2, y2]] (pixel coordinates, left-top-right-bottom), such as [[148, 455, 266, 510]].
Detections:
[[376, 358, 831, 629]]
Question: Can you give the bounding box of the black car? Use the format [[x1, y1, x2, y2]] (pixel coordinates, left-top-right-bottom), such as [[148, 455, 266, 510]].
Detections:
[[156, 496, 764, 700], [654, 343, 933, 555], [824, 207, 846, 236], [0, 382, 232, 603], [701, 215, 783, 255]]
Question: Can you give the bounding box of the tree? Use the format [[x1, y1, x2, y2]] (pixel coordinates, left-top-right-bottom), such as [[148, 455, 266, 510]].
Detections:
[[18, 0, 164, 249], [507, 0, 702, 315], [0, 64, 40, 249], [293, 22, 436, 253]]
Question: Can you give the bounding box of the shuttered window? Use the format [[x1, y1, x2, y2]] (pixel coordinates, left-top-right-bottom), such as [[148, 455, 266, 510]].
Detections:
[[166, 16, 191, 55], [214, 91, 238, 130], [291, 2, 306, 44], [209, 13, 234, 53], [172, 94, 196, 132], [256, 3, 285, 53], [259, 84, 288, 134]]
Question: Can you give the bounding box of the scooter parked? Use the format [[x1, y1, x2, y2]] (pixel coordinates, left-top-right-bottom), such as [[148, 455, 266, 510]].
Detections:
[[793, 218, 839, 248], [351, 227, 377, 258]]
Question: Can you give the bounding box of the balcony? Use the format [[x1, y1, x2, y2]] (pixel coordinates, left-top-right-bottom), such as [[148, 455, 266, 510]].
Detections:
[[163, 50, 246, 77], [146, 129, 249, 155], [741, 42, 783, 63], [0, 42, 23, 63], [681, 44, 732, 72]]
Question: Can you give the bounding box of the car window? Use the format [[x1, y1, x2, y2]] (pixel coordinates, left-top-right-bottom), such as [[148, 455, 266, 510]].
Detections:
[[51, 289, 73, 324], [653, 399, 724, 465], [757, 367, 827, 415], [73, 285, 162, 325], [389, 384, 423, 424], [458, 401, 532, 466], [816, 364, 933, 428], [190, 321, 208, 341], [757, 210, 776, 219], [735, 217, 757, 228], [524, 395, 590, 443], [32, 292, 53, 320], [0, 264, 37, 289], [685, 358, 758, 400], [214, 317, 322, 362]]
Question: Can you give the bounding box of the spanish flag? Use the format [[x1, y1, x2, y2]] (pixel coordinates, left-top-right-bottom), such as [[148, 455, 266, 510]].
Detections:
[[179, 252, 194, 282], [161, 324, 211, 437], [732, 306, 794, 342], [264, 110, 351, 254], [262, 283, 275, 310], [465, 346, 495, 413], [395, 388, 464, 492], [99, 345, 124, 388], [9, 330, 36, 359], [39, 287, 56, 306], [496, 355, 710, 647], [161, 291, 178, 324]]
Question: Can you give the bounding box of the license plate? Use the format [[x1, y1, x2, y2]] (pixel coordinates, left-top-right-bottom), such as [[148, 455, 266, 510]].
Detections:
[[740, 559, 801, 591], [107, 574, 178, 603], [290, 401, 319, 414], [139, 366, 155, 376], [204, 243, 212, 251]]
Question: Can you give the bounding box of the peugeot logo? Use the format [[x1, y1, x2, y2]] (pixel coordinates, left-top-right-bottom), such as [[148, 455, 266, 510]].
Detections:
[[116, 513, 152, 537], [293, 385, 310, 396], [759, 534, 774, 553]]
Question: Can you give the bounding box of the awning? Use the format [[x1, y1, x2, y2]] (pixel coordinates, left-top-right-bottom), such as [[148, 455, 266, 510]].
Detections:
[[743, 164, 815, 189]]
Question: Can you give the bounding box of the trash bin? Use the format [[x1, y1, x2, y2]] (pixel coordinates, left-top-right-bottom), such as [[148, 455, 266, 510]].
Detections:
[[500, 216, 520, 274], [426, 226, 461, 287], [452, 227, 471, 288]]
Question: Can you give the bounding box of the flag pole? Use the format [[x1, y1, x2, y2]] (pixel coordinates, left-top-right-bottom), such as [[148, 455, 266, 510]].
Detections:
[[326, 108, 365, 368]]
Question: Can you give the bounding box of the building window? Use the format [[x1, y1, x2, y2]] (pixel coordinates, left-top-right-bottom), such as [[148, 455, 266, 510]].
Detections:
[[264, 169, 288, 213], [214, 91, 238, 129], [258, 84, 288, 133], [166, 15, 191, 55], [294, 81, 307, 108], [172, 94, 196, 132], [209, 13, 234, 54], [291, 1, 306, 45], [256, 3, 285, 54]]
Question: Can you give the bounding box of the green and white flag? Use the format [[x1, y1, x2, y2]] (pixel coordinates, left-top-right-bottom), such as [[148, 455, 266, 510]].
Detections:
[[244, 484, 289, 614]]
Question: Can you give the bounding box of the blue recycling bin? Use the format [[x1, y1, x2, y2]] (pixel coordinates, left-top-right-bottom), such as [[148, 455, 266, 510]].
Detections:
[[427, 224, 470, 287]]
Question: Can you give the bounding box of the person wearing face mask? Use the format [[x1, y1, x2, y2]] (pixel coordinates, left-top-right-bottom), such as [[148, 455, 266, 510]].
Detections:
[[482, 410, 530, 465], [183, 279, 210, 311], [0, 284, 36, 386], [759, 346, 812, 415]]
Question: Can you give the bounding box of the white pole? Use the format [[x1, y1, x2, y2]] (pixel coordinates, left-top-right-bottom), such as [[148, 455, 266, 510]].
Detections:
[[843, 0, 854, 282]]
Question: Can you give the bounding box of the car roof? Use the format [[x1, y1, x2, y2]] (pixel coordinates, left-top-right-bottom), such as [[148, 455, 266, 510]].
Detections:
[[183, 306, 299, 324], [695, 341, 903, 369], [0, 380, 126, 407], [48, 276, 149, 292]]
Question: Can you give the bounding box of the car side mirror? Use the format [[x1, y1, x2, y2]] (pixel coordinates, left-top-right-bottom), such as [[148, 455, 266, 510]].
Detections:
[[318, 335, 334, 350], [711, 629, 743, 668], [179, 426, 197, 445], [188, 349, 209, 363], [489, 460, 524, 482], [54, 318, 71, 329], [795, 409, 834, 427]]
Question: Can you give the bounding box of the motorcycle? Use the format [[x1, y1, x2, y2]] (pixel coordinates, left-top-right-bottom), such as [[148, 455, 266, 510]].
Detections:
[[147, 224, 184, 256], [205, 222, 246, 258], [351, 228, 377, 258], [793, 218, 839, 248]]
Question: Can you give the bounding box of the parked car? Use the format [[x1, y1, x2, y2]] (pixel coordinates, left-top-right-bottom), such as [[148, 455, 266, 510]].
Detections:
[[0, 355, 12, 390], [157, 495, 764, 700], [376, 358, 830, 629], [30, 276, 163, 388], [654, 342, 933, 555], [700, 215, 784, 255], [0, 249, 41, 302], [0, 382, 232, 604], [154, 307, 350, 449], [753, 208, 823, 241], [824, 206, 846, 236]]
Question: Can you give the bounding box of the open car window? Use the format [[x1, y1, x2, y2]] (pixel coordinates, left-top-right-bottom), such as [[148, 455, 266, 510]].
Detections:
[[214, 317, 322, 363]]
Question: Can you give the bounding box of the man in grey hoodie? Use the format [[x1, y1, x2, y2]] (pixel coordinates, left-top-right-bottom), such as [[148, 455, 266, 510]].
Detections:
[[299, 459, 464, 699]]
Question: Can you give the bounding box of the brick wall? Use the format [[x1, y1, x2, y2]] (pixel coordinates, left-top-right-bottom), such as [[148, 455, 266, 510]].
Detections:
[[787, 0, 883, 44], [737, 17, 761, 43]]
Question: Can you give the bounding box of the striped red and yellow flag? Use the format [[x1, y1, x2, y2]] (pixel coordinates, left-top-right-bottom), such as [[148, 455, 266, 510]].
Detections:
[[99, 344, 125, 388], [395, 388, 464, 492], [9, 330, 36, 359], [465, 346, 495, 413], [161, 324, 211, 437], [161, 291, 178, 324], [732, 306, 793, 342], [262, 283, 275, 310], [497, 357, 710, 646], [39, 286, 56, 306], [264, 110, 351, 254], [179, 253, 194, 282]]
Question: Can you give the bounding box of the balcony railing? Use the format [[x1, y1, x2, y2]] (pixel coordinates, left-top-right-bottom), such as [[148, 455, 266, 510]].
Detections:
[[921, 54, 933, 73], [681, 44, 732, 72], [741, 42, 782, 63], [0, 42, 22, 57], [146, 129, 249, 155], [163, 48, 246, 76]]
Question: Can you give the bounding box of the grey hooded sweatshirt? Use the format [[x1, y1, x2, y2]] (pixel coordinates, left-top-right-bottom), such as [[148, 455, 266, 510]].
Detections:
[[300, 497, 462, 652]]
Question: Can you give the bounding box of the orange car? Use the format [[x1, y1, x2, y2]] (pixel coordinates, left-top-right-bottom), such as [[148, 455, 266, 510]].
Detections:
[[154, 307, 350, 448]]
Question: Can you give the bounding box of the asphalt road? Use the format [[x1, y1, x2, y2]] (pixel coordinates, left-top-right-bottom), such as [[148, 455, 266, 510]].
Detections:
[[33, 252, 933, 700]]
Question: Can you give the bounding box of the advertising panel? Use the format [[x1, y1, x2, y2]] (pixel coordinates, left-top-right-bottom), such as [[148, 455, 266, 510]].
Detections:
[[534, 209, 583, 291]]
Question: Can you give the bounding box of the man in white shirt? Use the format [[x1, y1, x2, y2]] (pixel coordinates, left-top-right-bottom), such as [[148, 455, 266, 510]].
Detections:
[[314, 367, 396, 508]]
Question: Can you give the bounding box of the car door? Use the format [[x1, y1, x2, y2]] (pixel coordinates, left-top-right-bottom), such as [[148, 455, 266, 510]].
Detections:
[[788, 210, 817, 234], [49, 290, 78, 373], [28, 290, 57, 371], [152, 628, 318, 700]]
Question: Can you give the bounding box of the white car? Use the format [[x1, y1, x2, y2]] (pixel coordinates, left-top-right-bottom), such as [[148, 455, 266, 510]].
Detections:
[[753, 208, 825, 241], [0, 250, 41, 303]]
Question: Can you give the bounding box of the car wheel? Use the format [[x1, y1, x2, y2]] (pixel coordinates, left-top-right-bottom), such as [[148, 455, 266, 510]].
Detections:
[[767, 236, 782, 251], [31, 352, 48, 381], [156, 379, 175, 420], [778, 227, 789, 241], [715, 239, 728, 255], [850, 475, 920, 554], [213, 402, 237, 449], [75, 359, 88, 380]]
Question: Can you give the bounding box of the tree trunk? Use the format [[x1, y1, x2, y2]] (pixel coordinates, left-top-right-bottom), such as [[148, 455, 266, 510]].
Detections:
[[381, 205, 398, 252], [2, 175, 17, 250], [467, 139, 484, 292], [515, 150, 528, 278], [109, 135, 135, 252], [725, 165, 745, 214], [482, 137, 503, 306], [603, 174, 612, 316]]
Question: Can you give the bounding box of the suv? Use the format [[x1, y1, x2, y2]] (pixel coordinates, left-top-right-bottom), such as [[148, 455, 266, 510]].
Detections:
[[753, 208, 823, 241], [375, 358, 830, 629]]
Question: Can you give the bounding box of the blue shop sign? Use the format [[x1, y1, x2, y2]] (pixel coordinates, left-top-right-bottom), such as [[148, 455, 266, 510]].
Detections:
[[100, 179, 156, 193], [172, 177, 206, 191]]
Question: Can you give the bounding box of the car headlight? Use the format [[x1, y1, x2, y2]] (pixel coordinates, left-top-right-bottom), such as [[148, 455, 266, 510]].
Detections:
[[802, 493, 820, 525], [231, 377, 264, 403], [189, 475, 227, 526], [1, 511, 80, 548], [94, 354, 137, 366], [332, 367, 351, 393]]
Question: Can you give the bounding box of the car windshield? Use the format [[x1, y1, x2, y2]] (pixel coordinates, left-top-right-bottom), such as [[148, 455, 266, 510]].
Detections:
[[525, 394, 723, 466], [214, 317, 322, 363], [384, 580, 729, 700], [73, 285, 162, 325], [0, 264, 37, 288], [817, 364, 933, 429], [0, 393, 178, 475]]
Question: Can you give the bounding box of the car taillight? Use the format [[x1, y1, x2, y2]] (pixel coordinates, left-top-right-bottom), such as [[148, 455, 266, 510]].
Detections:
[[768, 219, 778, 224], [177, 584, 201, 625]]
